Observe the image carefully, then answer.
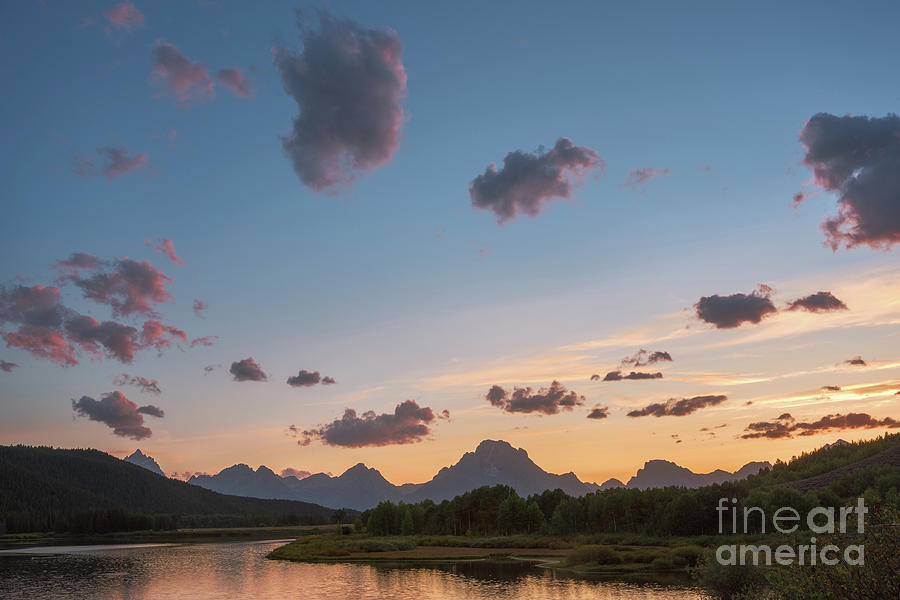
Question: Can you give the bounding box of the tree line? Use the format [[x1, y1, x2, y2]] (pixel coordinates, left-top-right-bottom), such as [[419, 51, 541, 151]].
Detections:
[[360, 436, 900, 538]]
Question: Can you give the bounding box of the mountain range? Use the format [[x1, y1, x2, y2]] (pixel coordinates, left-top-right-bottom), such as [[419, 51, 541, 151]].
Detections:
[[164, 439, 772, 510]]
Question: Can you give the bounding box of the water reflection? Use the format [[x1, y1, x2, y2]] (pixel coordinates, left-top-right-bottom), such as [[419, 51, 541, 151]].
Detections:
[[0, 540, 703, 600]]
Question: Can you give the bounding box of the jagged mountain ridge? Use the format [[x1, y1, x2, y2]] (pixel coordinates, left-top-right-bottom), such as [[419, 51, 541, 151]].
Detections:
[[187, 439, 770, 510], [123, 449, 165, 477]]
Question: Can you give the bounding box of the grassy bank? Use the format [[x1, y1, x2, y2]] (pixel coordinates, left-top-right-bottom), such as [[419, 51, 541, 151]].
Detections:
[[266, 532, 729, 574]]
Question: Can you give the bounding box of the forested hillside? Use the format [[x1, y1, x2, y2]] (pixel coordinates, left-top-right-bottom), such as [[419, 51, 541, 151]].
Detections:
[[0, 446, 341, 534]]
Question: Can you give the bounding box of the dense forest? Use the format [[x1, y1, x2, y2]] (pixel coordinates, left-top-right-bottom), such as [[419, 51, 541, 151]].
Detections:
[[0, 445, 342, 534], [360, 434, 900, 538]]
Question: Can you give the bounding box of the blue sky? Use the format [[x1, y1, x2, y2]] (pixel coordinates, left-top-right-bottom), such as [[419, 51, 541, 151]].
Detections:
[[1, 1, 899, 483]]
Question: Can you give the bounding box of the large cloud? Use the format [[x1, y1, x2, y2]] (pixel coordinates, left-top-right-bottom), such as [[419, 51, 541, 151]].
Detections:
[[273, 10, 407, 192], [61, 256, 173, 318], [230, 357, 267, 382], [470, 138, 604, 223], [741, 412, 900, 439], [295, 400, 443, 447], [786, 291, 847, 313], [286, 369, 336, 387], [151, 40, 215, 105], [485, 380, 585, 415], [797, 112, 900, 250], [695, 285, 777, 329], [113, 373, 161, 395], [627, 394, 727, 418], [72, 390, 164, 440], [2, 251, 192, 365]]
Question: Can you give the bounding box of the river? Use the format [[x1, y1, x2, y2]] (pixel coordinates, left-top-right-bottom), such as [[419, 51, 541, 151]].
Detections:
[[0, 540, 705, 599]]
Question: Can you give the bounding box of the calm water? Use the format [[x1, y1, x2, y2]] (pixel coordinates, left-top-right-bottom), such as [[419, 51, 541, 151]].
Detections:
[[0, 540, 705, 600]]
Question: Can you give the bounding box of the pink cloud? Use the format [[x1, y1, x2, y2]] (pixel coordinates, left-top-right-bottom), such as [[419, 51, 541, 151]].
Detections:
[[190, 335, 218, 348], [105, 2, 144, 32], [151, 40, 215, 105], [140, 320, 187, 352], [215, 68, 253, 98], [64, 257, 173, 318], [3, 326, 76, 365], [145, 238, 184, 266]]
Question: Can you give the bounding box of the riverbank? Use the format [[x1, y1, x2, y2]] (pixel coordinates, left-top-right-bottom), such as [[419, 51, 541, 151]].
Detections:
[[266, 532, 714, 575]]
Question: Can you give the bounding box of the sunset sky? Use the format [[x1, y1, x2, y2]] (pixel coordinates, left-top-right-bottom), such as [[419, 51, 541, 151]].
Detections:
[[1, 0, 899, 487]]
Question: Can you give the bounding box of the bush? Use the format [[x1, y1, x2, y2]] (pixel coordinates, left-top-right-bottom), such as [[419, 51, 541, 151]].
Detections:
[[691, 552, 767, 600], [565, 545, 622, 567]]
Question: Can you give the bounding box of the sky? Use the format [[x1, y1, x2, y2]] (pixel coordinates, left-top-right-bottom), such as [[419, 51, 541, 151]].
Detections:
[[1, 0, 899, 486]]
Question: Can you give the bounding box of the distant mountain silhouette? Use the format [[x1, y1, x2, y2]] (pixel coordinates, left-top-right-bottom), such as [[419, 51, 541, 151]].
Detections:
[[124, 449, 165, 477], [821, 439, 850, 451], [188, 439, 770, 510], [625, 459, 771, 490], [599, 478, 625, 490], [403, 440, 600, 502]]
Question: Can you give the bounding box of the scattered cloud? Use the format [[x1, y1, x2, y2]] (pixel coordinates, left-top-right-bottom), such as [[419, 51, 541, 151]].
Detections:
[[0, 360, 17, 372], [145, 238, 184, 266], [601, 370, 663, 381], [821, 385, 842, 392], [113, 373, 161, 394], [587, 405, 609, 419], [470, 138, 604, 223], [273, 10, 407, 192], [72, 390, 163, 440], [293, 400, 443, 447], [621, 349, 673, 367], [97, 146, 148, 180], [623, 167, 670, 191], [741, 412, 900, 439], [845, 356, 867, 367], [189, 335, 217, 348], [786, 291, 847, 313], [216, 68, 253, 98], [203, 364, 219, 375], [105, 2, 144, 32], [230, 357, 267, 382], [798, 112, 900, 250], [192, 299, 208, 318], [280, 467, 311, 479], [695, 284, 777, 329], [151, 40, 215, 105], [287, 369, 336, 387], [627, 394, 727, 418], [485, 380, 585, 415]]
